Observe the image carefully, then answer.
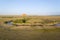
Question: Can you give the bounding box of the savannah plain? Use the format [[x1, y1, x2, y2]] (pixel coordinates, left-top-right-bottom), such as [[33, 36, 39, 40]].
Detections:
[[0, 15, 60, 40]]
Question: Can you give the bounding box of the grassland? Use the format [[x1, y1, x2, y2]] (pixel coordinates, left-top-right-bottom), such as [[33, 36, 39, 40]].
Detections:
[[0, 15, 60, 40]]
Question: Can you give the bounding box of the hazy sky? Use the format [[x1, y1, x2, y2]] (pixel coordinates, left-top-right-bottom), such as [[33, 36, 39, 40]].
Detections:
[[0, 0, 60, 15]]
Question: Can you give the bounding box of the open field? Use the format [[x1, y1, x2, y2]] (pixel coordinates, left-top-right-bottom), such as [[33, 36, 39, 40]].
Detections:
[[0, 16, 60, 40], [0, 27, 60, 40]]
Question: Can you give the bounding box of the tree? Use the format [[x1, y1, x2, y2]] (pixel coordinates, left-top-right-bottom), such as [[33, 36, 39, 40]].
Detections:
[[21, 13, 27, 23]]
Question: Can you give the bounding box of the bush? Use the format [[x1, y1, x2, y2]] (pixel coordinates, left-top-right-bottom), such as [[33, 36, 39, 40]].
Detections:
[[22, 18, 26, 23], [13, 18, 27, 23]]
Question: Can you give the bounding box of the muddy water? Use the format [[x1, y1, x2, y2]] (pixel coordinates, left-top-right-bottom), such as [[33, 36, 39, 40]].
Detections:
[[55, 23, 60, 26]]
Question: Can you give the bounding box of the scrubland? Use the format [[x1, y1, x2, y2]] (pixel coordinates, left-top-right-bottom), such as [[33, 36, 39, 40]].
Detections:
[[0, 16, 60, 40]]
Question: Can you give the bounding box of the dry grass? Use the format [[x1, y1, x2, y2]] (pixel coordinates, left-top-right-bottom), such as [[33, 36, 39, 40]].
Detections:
[[0, 27, 60, 40], [0, 16, 60, 40]]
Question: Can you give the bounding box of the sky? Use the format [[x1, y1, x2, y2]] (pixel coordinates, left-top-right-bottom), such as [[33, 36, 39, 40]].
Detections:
[[0, 0, 60, 15]]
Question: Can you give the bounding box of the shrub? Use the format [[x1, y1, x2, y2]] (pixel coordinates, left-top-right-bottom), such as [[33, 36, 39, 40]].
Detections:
[[13, 18, 27, 23], [22, 18, 26, 23]]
